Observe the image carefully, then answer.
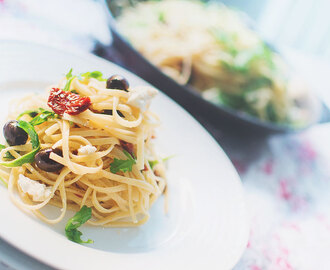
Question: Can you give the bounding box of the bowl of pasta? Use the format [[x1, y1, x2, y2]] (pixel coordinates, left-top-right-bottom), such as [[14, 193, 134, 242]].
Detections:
[[104, 0, 324, 134]]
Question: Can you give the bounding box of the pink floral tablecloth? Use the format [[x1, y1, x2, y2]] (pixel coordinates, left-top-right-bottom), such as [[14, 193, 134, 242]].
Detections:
[[229, 125, 330, 270], [1, 1, 330, 269]]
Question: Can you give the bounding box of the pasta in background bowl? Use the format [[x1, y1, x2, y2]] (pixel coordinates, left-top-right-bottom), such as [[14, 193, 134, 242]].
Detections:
[[106, 0, 323, 133]]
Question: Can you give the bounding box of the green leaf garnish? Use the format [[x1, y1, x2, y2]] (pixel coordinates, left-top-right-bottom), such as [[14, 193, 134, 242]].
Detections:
[[64, 69, 106, 91], [110, 150, 136, 174], [17, 109, 39, 119], [0, 120, 40, 167], [222, 43, 275, 74], [81, 71, 106, 81], [148, 155, 173, 169], [63, 68, 76, 91], [64, 78, 75, 91], [211, 28, 238, 56], [66, 68, 73, 79], [65, 206, 93, 244], [29, 110, 56, 126], [17, 108, 57, 126], [0, 144, 15, 160], [148, 160, 158, 169], [158, 11, 166, 23]]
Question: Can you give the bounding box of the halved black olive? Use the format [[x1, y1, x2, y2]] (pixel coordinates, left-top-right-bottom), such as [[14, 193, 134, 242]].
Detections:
[[35, 148, 64, 172], [106, 75, 129, 91], [3, 120, 28, 146], [103, 109, 124, 118]]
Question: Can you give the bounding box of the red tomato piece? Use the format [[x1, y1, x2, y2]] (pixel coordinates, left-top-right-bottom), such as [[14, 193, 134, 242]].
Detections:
[[47, 88, 91, 116]]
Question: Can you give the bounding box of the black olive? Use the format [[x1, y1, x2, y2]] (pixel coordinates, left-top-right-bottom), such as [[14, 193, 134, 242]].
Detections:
[[102, 109, 124, 118], [3, 120, 28, 146], [35, 148, 64, 172], [106, 75, 129, 91], [29, 112, 38, 118]]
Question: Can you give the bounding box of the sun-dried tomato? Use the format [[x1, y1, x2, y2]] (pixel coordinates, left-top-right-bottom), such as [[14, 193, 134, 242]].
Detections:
[[47, 88, 91, 116], [120, 140, 134, 156]]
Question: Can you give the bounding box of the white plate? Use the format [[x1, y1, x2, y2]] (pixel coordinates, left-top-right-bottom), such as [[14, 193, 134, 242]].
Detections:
[[0, 41, 248, 270]]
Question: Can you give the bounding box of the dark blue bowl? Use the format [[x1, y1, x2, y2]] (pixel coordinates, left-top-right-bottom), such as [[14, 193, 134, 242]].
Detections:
[[101, 0, 328, 135]]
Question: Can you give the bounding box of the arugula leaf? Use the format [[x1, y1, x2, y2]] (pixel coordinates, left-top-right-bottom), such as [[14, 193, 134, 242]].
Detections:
[[211, 28, 238, 56], [17, 108, 57, 126], [30, 110, 56, 126], [65, 206, 93, 244], [17, 109, 39, 119], [110, 150, 136, 174], [148, 160, 158, 169], [158, 11, 166, 23], [66, 68, 73, 79], [81, 71, 106, 81], [222, 43, 275, 74], [64, 68, 76, 91], [65, 69, 106, 91], [148, 155, 173, 169], [0, 144, 15, 160], [64, 77, 75, 91], [0, 121, 40, 167]]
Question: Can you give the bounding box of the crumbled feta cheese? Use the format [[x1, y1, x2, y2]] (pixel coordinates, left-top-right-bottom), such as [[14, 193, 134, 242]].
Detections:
[[127, 86, 158, 111], [78, 145, 97, 155], [18, 174, 52, 202]]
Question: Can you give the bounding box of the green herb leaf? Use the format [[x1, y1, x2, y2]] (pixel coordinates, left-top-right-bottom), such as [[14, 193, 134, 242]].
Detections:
[[211, 28, 238, 55], [0, 144, 15, 160], [222, 43, 275, 74], [148, 160, 158, 169], [81, 71, 106, 81], [19, 120, 39, 149], [0, 120, 40, 167], [17, 108, 57, 126], [65, 206, 93, 244], [148, 155, 173, 169], [30, 110, 56, 126], [110, 150, 136, 174], [66, 68, 73, 79], [64, 68, 76, 91], [64, 77, 75, 91], [158, 11, 166, 23], [17, 109, 39, 119]]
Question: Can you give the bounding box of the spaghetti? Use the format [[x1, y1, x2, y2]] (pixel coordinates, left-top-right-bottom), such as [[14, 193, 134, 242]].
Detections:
[[116, 0, 312, 126], [0, 71, 167, 229]]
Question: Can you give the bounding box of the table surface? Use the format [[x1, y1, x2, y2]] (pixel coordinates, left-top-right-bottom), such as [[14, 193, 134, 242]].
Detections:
[[1, 1, 330, 269]]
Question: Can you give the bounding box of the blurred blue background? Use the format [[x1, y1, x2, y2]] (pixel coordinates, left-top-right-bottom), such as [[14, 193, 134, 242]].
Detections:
[[1, 0, 329, 62], [224, 0, 330, 61]]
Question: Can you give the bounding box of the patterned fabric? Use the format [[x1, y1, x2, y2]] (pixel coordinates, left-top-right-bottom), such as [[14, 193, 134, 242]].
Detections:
[[232, 125, 330, 270]]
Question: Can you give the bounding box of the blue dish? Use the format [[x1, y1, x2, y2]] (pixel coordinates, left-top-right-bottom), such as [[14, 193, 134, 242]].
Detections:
[[101, 0, 328, 134]]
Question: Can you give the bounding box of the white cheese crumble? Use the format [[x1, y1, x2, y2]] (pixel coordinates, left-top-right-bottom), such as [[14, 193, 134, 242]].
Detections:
[[18, 174, 52, 202], [78, 145, 97, 155], [127, 86, 158, 111]]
